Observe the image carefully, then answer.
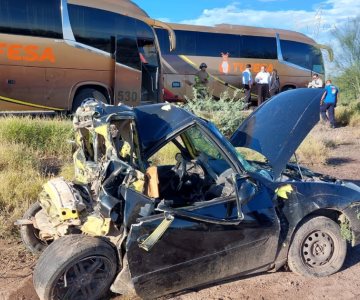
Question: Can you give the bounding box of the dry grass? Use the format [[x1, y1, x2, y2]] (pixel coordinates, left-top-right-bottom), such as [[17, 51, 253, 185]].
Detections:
[[150, 142, 179, 166], [0, 117, 73, 238], [296, 123, 353, 165]]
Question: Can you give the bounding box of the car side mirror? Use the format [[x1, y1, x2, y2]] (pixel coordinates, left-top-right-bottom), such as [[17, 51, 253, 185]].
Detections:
[[232, 174, 257, 219], [238, 179, 257, 206]]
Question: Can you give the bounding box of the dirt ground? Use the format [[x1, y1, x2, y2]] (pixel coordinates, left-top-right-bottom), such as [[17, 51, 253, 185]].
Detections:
[[0, 125, 359, 300]]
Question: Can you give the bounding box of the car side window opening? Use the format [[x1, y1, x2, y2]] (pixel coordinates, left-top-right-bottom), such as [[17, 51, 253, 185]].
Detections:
[[146, 125, 236, 208]]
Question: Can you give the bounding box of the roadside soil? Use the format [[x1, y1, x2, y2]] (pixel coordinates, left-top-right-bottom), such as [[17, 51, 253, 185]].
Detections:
[[0, 125, 359, 300]]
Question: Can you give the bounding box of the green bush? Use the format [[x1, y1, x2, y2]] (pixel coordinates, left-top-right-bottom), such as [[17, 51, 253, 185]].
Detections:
[[184, 88, 247, 137]]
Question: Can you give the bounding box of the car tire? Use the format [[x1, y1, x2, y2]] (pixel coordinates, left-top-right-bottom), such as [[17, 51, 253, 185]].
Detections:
[[288, 216, 347, 277], [33, 235, 118, 300], [72, 88, 108, 113], [20, 202, 48, 254]]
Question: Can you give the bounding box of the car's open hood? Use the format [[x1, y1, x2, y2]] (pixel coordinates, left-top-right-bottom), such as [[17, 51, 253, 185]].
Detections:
[[230, 88, 324, 179]]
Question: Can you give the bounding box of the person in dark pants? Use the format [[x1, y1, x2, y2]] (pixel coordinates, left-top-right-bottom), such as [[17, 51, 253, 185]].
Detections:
[[269, 69, 280, 97], [242, 64, 252, 106], [255, 66, 270, 105], [320, 79, 339, 128]]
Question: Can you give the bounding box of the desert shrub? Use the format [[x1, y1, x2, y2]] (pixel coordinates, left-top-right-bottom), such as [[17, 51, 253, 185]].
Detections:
[[335, 102, 360, 126], [297, 136, 329, 165], [184, 89, 247, 137]]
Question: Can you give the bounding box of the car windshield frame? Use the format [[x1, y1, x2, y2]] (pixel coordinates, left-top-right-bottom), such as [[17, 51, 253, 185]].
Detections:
[[205, 121, 257, 174]]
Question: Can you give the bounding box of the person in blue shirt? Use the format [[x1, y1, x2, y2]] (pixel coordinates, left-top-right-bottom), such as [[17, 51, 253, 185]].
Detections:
[[320, 80, 339, 128], [242, 64, 253, 106]]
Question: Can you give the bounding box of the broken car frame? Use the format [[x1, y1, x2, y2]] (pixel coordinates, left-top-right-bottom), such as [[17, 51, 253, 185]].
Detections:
[[18, 89, 360, 300]]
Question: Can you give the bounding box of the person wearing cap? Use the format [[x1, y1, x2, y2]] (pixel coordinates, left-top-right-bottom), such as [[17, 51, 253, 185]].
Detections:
[[308, 74, 323, 88], [194, 63, 210, 99]]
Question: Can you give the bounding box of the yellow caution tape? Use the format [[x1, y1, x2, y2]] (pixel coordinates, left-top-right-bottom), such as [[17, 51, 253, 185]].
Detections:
[[0, 95, 63, 111]]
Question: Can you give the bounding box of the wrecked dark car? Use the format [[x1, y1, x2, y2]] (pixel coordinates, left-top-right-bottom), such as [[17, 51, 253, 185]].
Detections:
[[18, 89, 360, 300]]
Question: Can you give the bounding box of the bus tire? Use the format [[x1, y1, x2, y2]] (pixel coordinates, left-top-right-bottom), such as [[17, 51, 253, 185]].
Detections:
[[72, 88, 108, 113], [282, 85, 296, 92]]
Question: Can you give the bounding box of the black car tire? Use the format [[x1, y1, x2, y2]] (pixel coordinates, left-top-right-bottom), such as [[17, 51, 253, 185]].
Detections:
[[33, 235, 118, 300], [288, 216, 347, 277], [72, 88, 108, 113], [20, 202, 48, 254]]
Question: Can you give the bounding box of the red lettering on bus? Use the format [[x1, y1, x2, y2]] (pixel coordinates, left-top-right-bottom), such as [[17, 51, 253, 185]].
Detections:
[[23, 45, 40, 62], [39, 47, 55, 63], [0, 43, 56, 63], [8, 44, 22, 61], [0, 43, 6, 55]]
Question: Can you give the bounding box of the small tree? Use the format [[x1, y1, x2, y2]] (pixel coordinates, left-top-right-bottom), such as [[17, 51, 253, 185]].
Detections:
[[331, 17, 360, 103], [184, 88, 247, 137]]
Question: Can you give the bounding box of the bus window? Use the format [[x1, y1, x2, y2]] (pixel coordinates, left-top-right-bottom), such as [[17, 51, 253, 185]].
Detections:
[[240, 36, 277, 59], [136, 21, 159, 66], [68, 5, 117, 53], [116, 37, 141, 70], [174, 30, 197, 56], [196, 32, 240, 57], [280, 40, 324, 73], [155, 29, 171, 55], [0, 0, 62, 39]]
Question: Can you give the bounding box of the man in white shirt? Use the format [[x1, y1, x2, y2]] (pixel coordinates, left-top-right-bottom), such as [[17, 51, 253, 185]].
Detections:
[[255, 66, 270, 105], [242, 64, 253, 106], [308, 73, 323, 88]]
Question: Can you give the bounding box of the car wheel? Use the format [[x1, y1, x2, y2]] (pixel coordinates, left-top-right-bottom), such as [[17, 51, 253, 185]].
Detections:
[[20, 202, 49, 254], [72, 88, 108, 113], [33, 235, 118, 300], [288, 216, 347, 277]]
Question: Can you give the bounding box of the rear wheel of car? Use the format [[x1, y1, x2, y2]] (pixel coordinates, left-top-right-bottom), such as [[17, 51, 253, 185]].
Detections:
[[33, 235, 118, 300], [20, 202, 48, 254], [72, 88, 108, 113], [288, 216, 347, 277]]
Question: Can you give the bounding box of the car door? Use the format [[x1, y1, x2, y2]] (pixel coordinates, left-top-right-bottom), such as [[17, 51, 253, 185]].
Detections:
[[126, 178, 280, 299]]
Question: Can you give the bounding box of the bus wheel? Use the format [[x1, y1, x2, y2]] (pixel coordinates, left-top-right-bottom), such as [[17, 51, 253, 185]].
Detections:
[[282, 86, 296, 92], [72, 88, 108, 113]]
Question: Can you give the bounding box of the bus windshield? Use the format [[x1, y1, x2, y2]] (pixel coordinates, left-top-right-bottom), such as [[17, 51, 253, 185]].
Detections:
[[280, 40, 324, 74]]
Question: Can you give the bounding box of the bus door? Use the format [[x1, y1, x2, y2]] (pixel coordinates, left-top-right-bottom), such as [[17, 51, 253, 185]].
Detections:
[[137, 37, 160, 103], [114, 35, 142, 106]]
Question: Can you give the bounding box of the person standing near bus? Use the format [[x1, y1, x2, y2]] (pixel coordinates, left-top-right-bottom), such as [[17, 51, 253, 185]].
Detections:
[[308, 73, 323, 88], [269, 69, 280, 97], [194, 63, 210, 99], [320, 79, 339, 128], [242, 64, 253, 106], [255, 66, 270, 105]]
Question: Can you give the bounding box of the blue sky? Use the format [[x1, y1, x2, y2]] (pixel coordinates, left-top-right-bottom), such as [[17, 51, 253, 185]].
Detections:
[[134, 0, 329, 23], [133, 0, 360, 70]]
